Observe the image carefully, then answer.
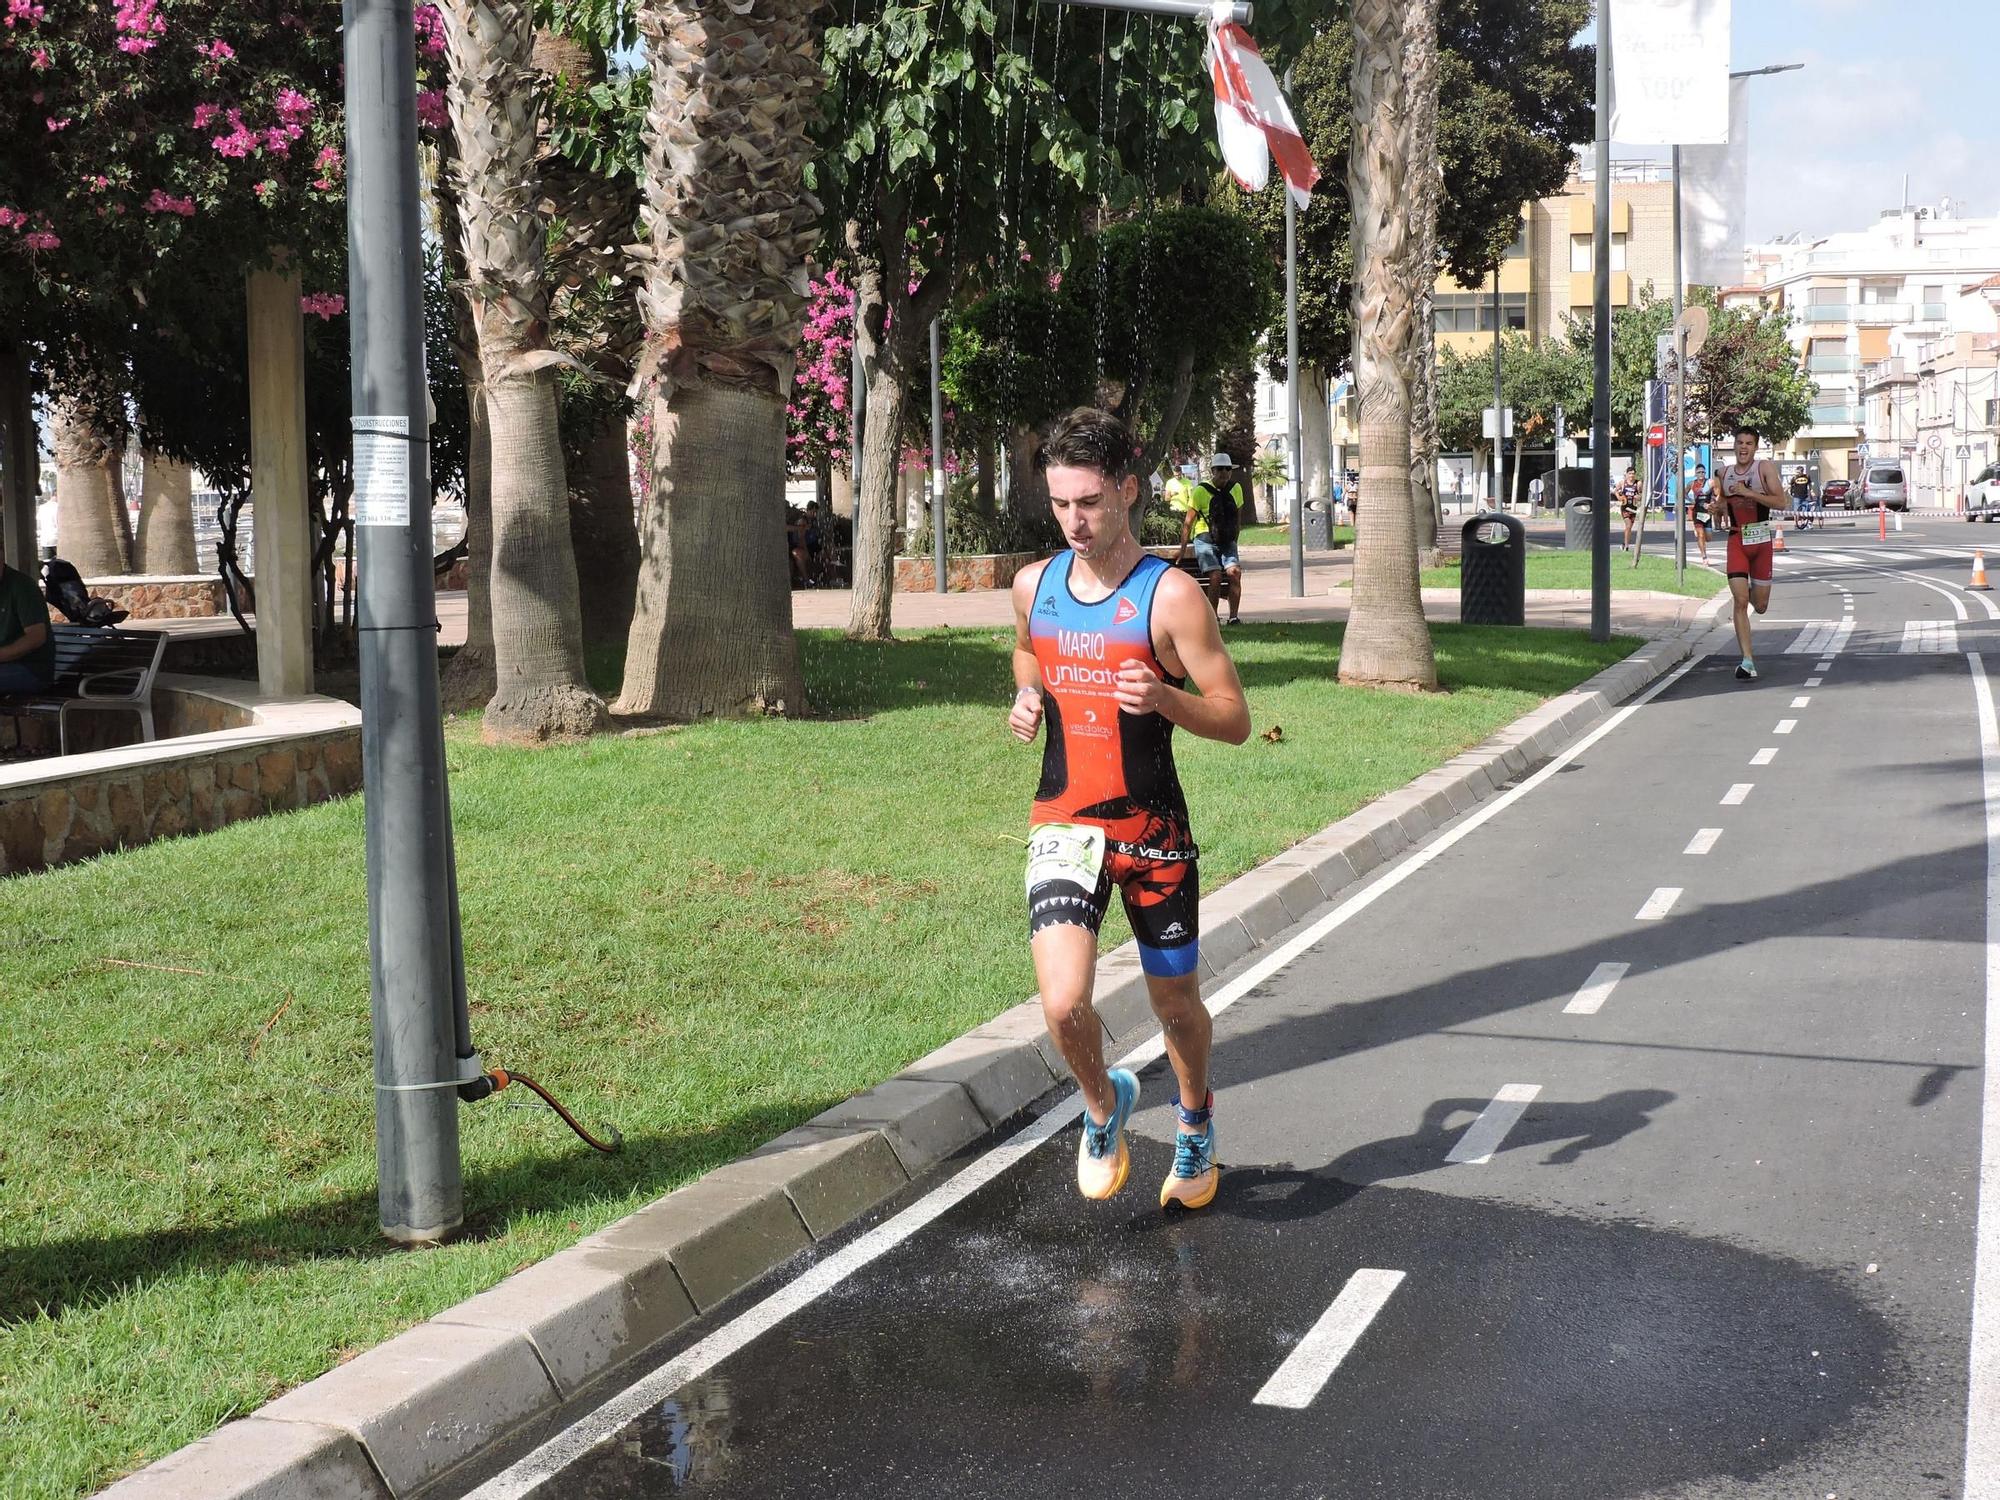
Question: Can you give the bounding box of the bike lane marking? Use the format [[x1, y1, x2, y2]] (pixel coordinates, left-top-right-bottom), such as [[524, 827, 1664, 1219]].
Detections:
[[1251, 1269, 1408, 1410]]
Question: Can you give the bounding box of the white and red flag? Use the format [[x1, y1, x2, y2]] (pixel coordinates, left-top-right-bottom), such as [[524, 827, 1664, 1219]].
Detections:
[[1206, 3, 1319, 210]]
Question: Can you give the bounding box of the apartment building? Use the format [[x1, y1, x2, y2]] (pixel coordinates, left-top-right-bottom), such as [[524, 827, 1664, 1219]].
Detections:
[[1754, 201, 2000, 487]]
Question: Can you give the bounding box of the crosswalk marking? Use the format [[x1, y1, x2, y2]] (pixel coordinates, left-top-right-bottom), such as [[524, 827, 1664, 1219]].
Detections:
[[1902, 620, 1960, 654], [1786, 620, 1855, 656]]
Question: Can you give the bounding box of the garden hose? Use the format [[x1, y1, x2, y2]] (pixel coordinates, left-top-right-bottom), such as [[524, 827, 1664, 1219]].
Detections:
[[471, 1067, 624, 1153]]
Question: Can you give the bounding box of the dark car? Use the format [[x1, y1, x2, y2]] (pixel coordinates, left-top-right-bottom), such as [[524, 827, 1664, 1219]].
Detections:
[[1821, 478, 1852, 507]]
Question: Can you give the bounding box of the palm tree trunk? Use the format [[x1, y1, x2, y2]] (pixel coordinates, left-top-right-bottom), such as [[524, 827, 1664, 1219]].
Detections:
[[441, 0, 606, 743], [440, 372, 496, 711], [1340, 0, 1438, 691], [136, 452, 198, 574], [846, 269, 915, 642], [1300, 364, 1332, 508], [1404, 0, 1443, 568], [568, 415, 640, 647], [615, 0, 817, 715], [52, 398, 129, 578]]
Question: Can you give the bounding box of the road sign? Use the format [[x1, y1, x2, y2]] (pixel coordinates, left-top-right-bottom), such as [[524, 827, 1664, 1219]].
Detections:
[[1482, 406, 1514, 440], [1648, 424, 1667, 448], [1674, 305, 1711, 356]]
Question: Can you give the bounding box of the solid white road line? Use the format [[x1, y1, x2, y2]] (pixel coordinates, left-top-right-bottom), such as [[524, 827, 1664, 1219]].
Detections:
[[465, 648, 1715, 1500], [1685, 828, 1723, 855], [1636, 887, 1682, 920], [1776, 719, 1797, 734], [1252, 1268, 1407, 1410], [1751, 748, 1778, 766], [1446, 1084, 1543, 1165], [1838, 557, 1971, 621], [1792, 696, 1812, 708], [1722, 783, 1754, 805], [1962, 652, 2000, 1496], [1564, 961, 1631, 1015], [1928, 572, 2000, 621]]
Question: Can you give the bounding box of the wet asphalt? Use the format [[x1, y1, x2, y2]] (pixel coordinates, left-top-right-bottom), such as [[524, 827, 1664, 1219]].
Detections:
[[451, 525, 1995, 1500]]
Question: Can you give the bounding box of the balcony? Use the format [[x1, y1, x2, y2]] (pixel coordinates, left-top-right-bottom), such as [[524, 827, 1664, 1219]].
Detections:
[[1809, 355, 1854, 374], [1855, 303, 1913, 326], [1804, 305, 1852, 323], [1913, 303, 1951, 326], [1809, 403, 1863, 428], [1860, 357, 1912, 389]]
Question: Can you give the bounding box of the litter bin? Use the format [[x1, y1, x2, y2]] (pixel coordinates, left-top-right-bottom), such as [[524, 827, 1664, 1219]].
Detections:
[[1461, 511, 1525, 626], [1302, 503, 1332, 551], [1564, 497, 1596, 551]]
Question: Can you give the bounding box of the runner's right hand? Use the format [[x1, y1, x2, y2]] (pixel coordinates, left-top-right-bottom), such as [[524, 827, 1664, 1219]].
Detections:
[[1009, 686, 1044, 743]]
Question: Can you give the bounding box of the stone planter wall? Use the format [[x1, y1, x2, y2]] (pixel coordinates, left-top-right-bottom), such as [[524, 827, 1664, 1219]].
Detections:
[[0, 676, 362, 876], [893, 551, 1045, 593], [87, 575, 230, 620]]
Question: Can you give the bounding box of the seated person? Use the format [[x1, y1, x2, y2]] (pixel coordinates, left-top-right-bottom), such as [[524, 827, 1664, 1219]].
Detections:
[[0, 560, 54, 695]]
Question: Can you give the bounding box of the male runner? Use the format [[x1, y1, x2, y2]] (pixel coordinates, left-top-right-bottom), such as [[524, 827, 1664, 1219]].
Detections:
[[1010, 407, 1251, 1210], [1716, 427, 1784, 681]]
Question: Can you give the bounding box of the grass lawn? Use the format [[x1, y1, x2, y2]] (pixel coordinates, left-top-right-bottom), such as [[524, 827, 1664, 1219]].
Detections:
[[0, 622, 1636, 1497], [1417, 550, 1726, 599], [1239, 522, 1355, 549]]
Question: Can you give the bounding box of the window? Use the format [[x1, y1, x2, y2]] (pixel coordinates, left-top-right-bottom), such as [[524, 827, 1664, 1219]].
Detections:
[[1505, 220, 1528, 260], [1432, 291, 1526, 334], [1810, 285, 1846, 305], [1859, 280, 1899, 305], [1570, 235, 1590, 273], [1923, 284, 1945, 304], [1611, 233, 1628, 272]]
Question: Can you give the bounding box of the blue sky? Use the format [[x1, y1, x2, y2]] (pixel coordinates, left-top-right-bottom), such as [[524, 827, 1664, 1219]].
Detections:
[[1618, 0, 1999, 241]]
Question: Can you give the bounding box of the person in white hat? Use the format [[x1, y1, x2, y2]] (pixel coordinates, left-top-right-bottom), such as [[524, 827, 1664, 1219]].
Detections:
[[1172, 453, 1248, 623]]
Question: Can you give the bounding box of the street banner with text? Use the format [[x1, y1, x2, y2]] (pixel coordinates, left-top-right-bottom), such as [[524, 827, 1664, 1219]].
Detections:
[[1608, 0, 1732, 145], [1681, 78, 1750, 287]]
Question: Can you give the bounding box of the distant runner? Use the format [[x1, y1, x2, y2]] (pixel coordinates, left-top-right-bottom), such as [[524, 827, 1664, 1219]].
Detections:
[[1689, 463, 1712, 566], [1716, 428, 1783, 681], [1011, 407, 1251, 1210]]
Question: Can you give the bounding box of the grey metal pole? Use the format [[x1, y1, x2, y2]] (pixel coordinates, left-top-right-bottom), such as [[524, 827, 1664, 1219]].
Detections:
[[1285, 126, 1304, 598], [1590, 2, 1612, 642], [1491, 271, 1504, 509], [345, 0, 466, 1243], [1672, 144, 1686, 585], [1554, 402, 1565, 513], [930, 319, 947, 594]]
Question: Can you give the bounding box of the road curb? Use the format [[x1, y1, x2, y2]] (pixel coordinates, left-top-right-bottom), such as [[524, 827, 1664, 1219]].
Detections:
[[98, 630, 1691, 1500]]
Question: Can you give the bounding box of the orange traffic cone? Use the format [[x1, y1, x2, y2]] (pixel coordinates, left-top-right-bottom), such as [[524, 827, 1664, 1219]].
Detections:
[[1971, 551, 1992, 592], [1773, 524, 1787, 553]]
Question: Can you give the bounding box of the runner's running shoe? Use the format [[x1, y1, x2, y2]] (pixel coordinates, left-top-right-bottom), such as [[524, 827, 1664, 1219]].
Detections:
[[1735, 657, 1758, 681], [1160, 1095, 1219, 1210], [1077, 1068, 1140, 1200]]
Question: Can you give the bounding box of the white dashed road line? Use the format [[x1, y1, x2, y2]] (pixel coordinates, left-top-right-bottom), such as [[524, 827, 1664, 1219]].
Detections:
[[1251, 1269, 1407, 1410], [1792, 696, 1812, 708], [1685, 828, 1723, 855], [1564, 962, 1631, 1016], [1806, 677, 1825, 688], [1751, 748, 1778, 766], [1722, 783, 1754, 805], [1635, 887, 1682, 920], [1446, 1084, 1543, 1165], [1775, 719, 1797, 734]]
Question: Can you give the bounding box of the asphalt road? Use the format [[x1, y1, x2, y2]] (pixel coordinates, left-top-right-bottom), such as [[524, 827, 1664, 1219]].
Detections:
[[452, 520, 2000, 1500]]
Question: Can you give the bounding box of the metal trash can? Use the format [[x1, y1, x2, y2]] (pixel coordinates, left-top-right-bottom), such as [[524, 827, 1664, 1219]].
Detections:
[[1564, 497, 1596, 551], [1302, 503, 1332, 551], [1461, 511, 1526, 626]]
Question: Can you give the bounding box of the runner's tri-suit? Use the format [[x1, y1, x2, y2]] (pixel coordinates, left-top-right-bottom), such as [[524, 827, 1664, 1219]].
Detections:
[[1027, 551, 1200, 977], [1719, 461, 1776, 586]]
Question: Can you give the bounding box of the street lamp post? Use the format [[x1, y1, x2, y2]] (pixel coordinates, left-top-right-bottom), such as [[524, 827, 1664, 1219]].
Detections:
[[1285, 68, 1304, 598]]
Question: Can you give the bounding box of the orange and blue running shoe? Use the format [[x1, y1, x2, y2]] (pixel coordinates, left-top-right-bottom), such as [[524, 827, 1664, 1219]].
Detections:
[[1077, 1068, 1140, 1200], [1160, 1092, 1218, 1210]]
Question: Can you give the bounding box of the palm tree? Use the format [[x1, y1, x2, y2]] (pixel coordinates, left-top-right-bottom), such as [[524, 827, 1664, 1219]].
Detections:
[[51, 397, 129, 578], [440, 0, 607, 743], [136, 451, 198, 574], [614, 0, 817, 718], [1340, 0, 1438, 690], [1404, 0, 1444, 567]]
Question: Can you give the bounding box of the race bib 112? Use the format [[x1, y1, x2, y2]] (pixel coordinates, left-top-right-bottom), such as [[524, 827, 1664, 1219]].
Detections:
[[1026, 823, 1106, 895]]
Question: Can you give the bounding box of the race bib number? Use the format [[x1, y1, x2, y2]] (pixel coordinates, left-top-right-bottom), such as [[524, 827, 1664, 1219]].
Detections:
[[1740, 522, 1773, 545], [1026, 823, 1106, 894]]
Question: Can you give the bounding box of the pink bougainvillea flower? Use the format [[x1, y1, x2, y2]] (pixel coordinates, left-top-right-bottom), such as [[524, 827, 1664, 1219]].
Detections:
[[87, 175, 110, 191], [29, 46, 48, 68], [412, 4, 447, 55], [198, 38, 234, 61], [192, 103, 220, 128], [274, 88, 314, 121], [299, 292, 345, 319], [5, 0, 47, 28], [0, 207, 25, 230], [315, 145, 342, 172], [45, 116, 69, 132], [143, 189, 196, 216], [113, 0, 165, 52], [22, 230, 60, 250], [414, 88, 447, 128]]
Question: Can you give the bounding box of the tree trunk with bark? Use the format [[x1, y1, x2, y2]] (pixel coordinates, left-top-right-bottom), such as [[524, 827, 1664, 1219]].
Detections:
[[1404, 0, 1443, 568], [1300, 364, 1332, 509], [52, 398, 129, 578], [568, 416, 640, 646], [615, 0, 819, 716], [442, 0, 606, 743], [136, 452, 198, 574], [1340, 0, 1438, 691], [0, 344, 39, 571]]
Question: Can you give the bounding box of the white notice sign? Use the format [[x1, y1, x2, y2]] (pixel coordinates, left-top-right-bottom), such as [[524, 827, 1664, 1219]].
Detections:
[[352, 414, 412, 527], [1608, 0, 1731, 146]]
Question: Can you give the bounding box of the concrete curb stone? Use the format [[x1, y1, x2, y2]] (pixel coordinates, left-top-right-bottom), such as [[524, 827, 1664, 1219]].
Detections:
[[107, 625, 1701, 1500], [256, 1323, 556, 1497]]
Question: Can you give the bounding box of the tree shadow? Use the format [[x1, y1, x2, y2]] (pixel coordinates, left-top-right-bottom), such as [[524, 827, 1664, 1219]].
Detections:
[[0, 1095, 823, 1327]]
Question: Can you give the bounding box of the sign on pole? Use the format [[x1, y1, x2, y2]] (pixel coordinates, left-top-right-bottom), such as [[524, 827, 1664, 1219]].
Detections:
[[1482, 406, 1515, 441], [1608, 0, 1732, 145], [1648, 424, 1667, 448]]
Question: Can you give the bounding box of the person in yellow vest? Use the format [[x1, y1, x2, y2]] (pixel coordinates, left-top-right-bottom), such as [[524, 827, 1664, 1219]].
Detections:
[[1173, 453, 1247, 624]]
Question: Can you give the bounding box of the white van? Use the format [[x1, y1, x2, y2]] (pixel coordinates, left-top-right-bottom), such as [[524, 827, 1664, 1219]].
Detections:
[[1857, 464, 1909, 513]]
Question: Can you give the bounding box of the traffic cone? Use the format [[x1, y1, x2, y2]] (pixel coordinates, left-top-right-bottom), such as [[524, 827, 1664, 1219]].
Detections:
[[1880, 503, 1888, 541], [1773, 524, 1786, 553], [1971, 551, 1992, 592]]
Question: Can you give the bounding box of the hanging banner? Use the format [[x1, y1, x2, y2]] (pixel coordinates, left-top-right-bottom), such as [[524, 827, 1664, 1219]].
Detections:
[[1608, 0, 1732, 146], [1680, 78, 1750, 288], [1207, 11, 1319, 209]]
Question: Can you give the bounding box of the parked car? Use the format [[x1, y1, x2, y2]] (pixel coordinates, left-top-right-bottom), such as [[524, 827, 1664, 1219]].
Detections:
[[1968, 463, 2000, 522], [1857, 464, 1909, 512], [1820, 478, 1852, 507]]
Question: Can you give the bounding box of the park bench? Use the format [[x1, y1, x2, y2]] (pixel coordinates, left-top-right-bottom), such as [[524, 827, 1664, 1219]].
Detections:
[[0, 623, 168, 754]]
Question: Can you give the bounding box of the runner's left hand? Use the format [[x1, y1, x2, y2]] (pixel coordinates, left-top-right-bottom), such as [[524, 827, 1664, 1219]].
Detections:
[[1113, 660, 1168, 715]]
